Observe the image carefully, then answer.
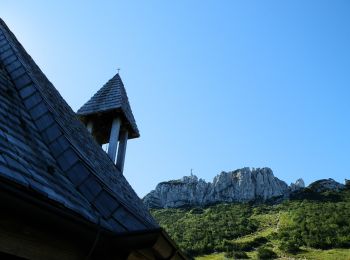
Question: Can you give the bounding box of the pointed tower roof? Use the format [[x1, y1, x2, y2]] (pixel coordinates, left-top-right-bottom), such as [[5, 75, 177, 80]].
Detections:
[[77, 73, 139, 138]]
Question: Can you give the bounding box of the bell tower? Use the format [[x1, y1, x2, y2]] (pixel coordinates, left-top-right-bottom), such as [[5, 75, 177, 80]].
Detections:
[[77, 73, 139, 173]]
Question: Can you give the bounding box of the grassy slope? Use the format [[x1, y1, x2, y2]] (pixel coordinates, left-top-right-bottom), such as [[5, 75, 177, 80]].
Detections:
[[151, 189, 350, 260], [197, 249, 350, 260]]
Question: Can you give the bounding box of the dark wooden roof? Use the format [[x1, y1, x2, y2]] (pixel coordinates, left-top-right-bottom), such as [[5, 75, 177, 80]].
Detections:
[[0, 18, 158, 233], [77, 73, 140, 138]]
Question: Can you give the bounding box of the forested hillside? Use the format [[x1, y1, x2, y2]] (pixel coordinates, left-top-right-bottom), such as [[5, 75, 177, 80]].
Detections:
[[151, 187, 350, 259]]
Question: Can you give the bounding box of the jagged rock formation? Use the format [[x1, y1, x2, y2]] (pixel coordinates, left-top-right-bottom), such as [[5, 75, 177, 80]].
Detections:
[[143, 167, 302, 208], [290, 178, 305, 191]]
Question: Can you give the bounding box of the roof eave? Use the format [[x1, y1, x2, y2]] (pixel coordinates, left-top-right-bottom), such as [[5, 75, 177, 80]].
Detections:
[[0, 178, 187, 259], [112, 228, 188, 259], [76, 108, 140, 139]]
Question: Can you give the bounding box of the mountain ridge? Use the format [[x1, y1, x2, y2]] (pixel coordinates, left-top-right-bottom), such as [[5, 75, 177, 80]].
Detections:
[[146, 168, 349, 258], [143, 167, 307, 208], [151, 187, 350, 258]]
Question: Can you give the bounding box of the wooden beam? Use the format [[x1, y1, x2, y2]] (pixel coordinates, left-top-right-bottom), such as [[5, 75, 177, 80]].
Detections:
[[116, 129, 128, 172], [108, 117, 121, 163], [86, 121, 94, 134]]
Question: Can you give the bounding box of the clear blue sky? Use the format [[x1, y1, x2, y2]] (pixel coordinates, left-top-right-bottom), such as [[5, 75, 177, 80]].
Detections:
[[1, 1, 350, 197]]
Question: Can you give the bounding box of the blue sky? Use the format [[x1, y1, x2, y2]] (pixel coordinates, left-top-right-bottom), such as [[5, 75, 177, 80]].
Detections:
[[1, 1, 349, 196]]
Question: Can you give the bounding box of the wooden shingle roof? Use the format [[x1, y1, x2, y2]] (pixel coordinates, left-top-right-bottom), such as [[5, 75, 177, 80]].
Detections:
[[77, 73, 140, 138], [0, 18, 158, 233]]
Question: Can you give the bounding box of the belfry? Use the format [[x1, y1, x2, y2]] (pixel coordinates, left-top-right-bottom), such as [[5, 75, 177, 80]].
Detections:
[[77, 73, 139, 172]]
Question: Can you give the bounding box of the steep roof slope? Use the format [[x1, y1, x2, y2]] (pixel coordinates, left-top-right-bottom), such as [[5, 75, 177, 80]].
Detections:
[[0, 61, 100, 223], [77, 73, 139, 138], [0, 18, 157, 232]]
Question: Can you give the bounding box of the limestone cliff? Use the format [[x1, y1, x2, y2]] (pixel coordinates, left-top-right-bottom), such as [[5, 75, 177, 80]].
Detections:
[[143, 167, 304, 208], [290, 178, 306, 191]]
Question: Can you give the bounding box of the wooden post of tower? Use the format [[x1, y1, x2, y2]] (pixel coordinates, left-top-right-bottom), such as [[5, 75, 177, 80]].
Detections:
[[116, 129, 128, 171], [108, 118, 121, 163]]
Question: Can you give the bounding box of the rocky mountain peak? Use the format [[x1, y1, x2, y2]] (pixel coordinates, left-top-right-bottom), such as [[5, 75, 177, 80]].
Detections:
[[182, 174, 199, 183], [290, 178, 305, 191], [308, 178, 345, 192], [143, 167, 303, 209]]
